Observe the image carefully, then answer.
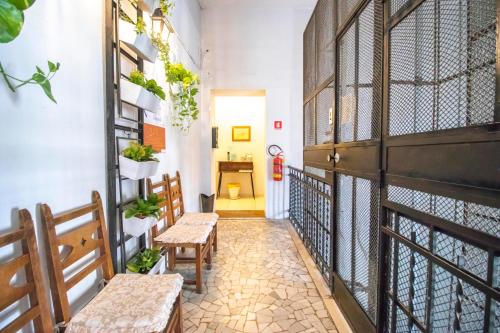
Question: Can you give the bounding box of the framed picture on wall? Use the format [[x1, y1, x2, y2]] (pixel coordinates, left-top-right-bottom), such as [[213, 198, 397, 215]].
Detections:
[[232, 126, 251, 142]]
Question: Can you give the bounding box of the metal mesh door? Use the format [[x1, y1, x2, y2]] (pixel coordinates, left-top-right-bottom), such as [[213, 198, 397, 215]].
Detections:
[[304, 14, 316, 99], [304, 100, 316, 146], [337, 1, 379, 143], [336, 174, 380, 323], [389, 0, 496, 136], [316, 87, 334, 144], [316, 0, 335, 85], [384, 190, 500, 332]]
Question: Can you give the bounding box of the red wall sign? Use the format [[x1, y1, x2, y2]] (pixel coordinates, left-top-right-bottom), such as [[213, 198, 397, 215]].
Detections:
[[274, 121, 282, 129]]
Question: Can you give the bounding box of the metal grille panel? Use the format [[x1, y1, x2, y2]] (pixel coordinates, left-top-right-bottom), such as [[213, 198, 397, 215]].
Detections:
[[389, 0, 496, 136], [316, 0, 335, 85], [338, 24, 356, 142], [336, 174, 379, 323], [289, 167, 332, 283], [304, 100, 315, 146], [337, 0, 359, 28], [388, 185, 500, 238], [304, 15, 316, 99], [337, 1, 378, 143], [316, 87, 334, 144], [385, 211, 500, 332], [390, 0, 409, 16]]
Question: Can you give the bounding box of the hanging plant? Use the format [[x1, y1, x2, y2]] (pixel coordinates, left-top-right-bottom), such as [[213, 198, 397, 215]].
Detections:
[[0, 0, 61, 103], [166, 63, 200, 132], [159, 0, 174, 17]]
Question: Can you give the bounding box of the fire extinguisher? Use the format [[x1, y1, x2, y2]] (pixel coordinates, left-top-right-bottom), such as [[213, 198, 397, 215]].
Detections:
[[273, 153, 284, 181], [268, 144, 284, 181]]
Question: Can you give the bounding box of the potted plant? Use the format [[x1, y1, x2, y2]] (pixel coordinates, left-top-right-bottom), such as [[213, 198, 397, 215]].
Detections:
[[126, 248, 165, 275], [121, 70, 164, 112], [119, 141, 160, 180], [123, 194, 164, 237], [166, 63, 200, 132], [119, 15, 158, 62]]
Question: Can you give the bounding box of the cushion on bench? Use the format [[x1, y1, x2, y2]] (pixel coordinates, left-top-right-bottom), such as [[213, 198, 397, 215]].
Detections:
[[66, 273, 183, 333], [177, 212, 219, 227], [154, 224, 212, 245]]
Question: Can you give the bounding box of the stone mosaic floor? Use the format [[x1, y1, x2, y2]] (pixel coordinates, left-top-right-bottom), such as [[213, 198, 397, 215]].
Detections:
[[174, 219, 338, 333]]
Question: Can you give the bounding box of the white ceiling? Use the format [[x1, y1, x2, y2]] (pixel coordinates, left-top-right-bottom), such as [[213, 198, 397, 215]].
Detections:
[[198, 0, 317, 9]]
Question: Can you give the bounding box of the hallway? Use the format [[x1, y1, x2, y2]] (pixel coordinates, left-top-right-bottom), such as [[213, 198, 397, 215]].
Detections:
[[178, 219, 337, 333]]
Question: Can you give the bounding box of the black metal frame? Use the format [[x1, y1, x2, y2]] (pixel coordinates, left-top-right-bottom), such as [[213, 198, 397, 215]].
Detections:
[[299, 0, 500, 331], [105, 0, 147, 272]]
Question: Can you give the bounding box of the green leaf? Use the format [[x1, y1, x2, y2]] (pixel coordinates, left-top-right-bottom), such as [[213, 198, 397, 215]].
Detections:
[[6, 0, 35, 10], [0, 1, 24, 43], [32, 73, 56, 103], [48, 60, 57, 72]]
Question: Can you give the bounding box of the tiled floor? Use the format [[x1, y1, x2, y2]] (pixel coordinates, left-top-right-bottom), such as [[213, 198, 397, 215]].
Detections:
[[215, 196, 266, 211], [175, 219, 338, 333]]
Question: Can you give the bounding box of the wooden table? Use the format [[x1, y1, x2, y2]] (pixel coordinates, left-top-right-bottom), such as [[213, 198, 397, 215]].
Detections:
[[218, 161, 255, 199]]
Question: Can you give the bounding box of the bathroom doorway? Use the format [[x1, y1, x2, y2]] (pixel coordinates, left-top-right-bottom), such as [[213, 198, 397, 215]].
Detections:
[[211, 90, 266, 218]]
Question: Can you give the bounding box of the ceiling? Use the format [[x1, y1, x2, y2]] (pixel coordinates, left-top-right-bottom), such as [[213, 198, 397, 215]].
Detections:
[[198, 0, 317, 9]]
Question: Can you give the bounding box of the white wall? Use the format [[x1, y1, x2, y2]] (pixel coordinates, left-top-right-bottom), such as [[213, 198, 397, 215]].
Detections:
[[201, 0, 316, 218], [0, 0, 205, 329], [214, 96, 266, 197]]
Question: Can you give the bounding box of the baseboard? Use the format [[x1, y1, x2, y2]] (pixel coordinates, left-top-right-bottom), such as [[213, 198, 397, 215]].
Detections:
[[216, 210, 266, 218]]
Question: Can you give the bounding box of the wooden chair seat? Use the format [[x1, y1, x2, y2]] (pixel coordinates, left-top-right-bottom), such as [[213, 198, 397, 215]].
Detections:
[[177, 212, 218, 227], [154, 224, 212, 246], [65, 274, 183, 333]]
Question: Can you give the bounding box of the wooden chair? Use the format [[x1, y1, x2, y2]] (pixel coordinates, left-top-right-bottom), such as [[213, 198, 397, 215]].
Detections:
[[40, 191, 183, 333], [0, 209, 53, 333], [148, 176, 214, 294], [166, 171, 218, 252]]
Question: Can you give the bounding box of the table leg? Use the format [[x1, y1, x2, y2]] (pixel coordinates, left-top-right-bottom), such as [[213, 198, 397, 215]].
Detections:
[[195, 244, 202, 294], [250, 172, 255, 199], [217, 172, 223, 196]]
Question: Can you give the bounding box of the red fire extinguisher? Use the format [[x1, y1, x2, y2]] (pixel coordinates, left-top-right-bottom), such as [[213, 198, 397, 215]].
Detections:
[[273, 153, 284, 181]]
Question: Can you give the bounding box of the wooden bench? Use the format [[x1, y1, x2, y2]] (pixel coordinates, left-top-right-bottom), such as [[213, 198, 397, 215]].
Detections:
[[40, 191, 184, 333], [0, 210, 53, 333]]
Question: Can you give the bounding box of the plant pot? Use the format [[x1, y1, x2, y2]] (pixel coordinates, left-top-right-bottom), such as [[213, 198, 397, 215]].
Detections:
[[122, 214, 158, 237], [126, 253, 165, 275], [137, 0, 160, 13], [120, 79, 161, 113], [119, 155, 160, 180], [119, 20, 158, 63]]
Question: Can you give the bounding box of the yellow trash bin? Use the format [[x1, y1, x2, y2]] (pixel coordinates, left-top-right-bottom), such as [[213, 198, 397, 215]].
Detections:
[[228, 183, 241, 200]]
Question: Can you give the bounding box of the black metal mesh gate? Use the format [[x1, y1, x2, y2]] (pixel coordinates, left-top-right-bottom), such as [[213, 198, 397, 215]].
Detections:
[[300, 0, 500, 332]]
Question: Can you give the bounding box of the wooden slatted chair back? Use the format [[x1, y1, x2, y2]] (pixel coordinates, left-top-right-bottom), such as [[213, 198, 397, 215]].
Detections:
[[166, 171, 185, 224], [40, 191, 114, 326], [0, 209, 53, 333], [146, 175, 174, 236]]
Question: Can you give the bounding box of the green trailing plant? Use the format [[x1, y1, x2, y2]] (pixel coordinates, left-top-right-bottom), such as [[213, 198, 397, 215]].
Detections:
[[124, 194, 164, 220], [166, 63, 200, 132], [126, 248, 161, 274], [129, 70, 166, 100], [0, 0, 60, 103], [134, 16, 146, 34], [159, 0, 174, 17], [0, 60, 60, 103], [122, 141, 159, 162]]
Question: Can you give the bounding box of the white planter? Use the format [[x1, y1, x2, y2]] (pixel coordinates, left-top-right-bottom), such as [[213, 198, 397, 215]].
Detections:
[[120, 79, 161, 113], [119, 20, 158, 63], [137, 0, 160, 13], [123, 215, 158, 237], [127, 254, 165, 275], [119, 155, 159, 180]]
